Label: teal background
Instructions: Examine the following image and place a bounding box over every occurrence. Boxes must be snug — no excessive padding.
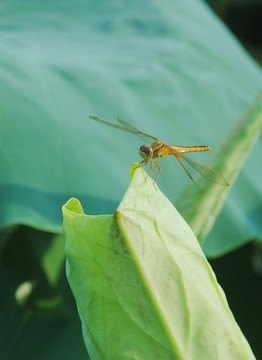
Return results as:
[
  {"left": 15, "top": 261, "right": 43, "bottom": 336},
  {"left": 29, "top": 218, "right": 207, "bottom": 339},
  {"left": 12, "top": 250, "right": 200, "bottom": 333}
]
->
[{"left": 0, "top": 0, "right": 261, "bottom": 358}]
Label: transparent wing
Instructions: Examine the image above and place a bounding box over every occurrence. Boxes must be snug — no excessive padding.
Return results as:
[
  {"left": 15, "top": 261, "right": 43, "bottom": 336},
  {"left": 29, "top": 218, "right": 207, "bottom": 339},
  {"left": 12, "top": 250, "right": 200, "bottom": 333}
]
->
[
  {"left": 89, "top": 116, "right": 157, "bottom": 143},
  {"left": 179, "top": 154, "right": 229, "bottom": 186},
  {"left": 89, "top": 116, "right": 138, "bottom": 134},
  {"left": 117, "top": 116, "right": 158, "bottom": 143},
  {"left": 166, "top": 144, "right": 229, "bottom": 186},
  {"left": 117, "top": 117, "right": 144, "bottom": 132}
]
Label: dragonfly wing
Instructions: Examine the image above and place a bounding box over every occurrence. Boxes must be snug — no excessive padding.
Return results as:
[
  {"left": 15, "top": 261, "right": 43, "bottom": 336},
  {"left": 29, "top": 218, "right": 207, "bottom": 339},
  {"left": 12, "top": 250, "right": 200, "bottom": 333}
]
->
[
  {"left": 89, "top": 116, "right": 138, "bottom": 134},
  {"left": 175, "top": 156, "right": 196, "bottom": 184},
  {"left": 89, "top": 116, "right": 157, "bottom": 143},
  {"left": 117, "top": 117, "right": 144, "bottom": 132},
  {"left": 166, "top": 144, "right": 228, "bottom": 186},
  {"left": 117, "top": 116, "right": 157, "bottom": 143},
  {"left": 179, "top": 154, "right": 229, "bottom": 186}
]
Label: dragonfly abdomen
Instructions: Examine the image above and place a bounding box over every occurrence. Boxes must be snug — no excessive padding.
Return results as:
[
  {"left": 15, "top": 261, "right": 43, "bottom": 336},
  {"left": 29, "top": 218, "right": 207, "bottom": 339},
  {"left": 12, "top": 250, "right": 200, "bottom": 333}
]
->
[{"left": 169, "top": 145, "right": 211, "bottom": 153}]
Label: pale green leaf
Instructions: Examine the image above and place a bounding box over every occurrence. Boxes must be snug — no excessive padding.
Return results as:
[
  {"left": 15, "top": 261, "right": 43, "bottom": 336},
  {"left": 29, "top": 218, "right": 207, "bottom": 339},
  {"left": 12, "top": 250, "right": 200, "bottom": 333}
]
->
[{"left": 62, "top": 167, "right": 255, "bottom": 360}]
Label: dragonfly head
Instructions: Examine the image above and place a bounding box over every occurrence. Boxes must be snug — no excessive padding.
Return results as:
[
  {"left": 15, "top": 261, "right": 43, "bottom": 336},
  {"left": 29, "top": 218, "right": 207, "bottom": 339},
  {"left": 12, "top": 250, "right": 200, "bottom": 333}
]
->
[{"left": 139, "top": 145, "right": 153, "bottom": 160}]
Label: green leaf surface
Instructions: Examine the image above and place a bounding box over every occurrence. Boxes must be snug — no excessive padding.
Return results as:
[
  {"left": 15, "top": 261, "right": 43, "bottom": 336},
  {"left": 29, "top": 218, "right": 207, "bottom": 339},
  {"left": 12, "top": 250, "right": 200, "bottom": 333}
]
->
[
  {"left": 0, "top": 0, "right": 262, "bottom": 256},
  {"left": 176, "top": 91, "right": 262, "bottom": 256},
  {"left": 62, "top": 167, "right": 255, "bottom": 360}
]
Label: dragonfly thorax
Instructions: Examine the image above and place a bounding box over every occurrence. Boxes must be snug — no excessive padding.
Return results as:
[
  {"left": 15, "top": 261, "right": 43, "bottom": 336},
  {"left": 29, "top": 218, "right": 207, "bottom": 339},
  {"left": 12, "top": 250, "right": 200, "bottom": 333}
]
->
[{"left": 139, "top": 144, "right": 153, "bottom": 160}]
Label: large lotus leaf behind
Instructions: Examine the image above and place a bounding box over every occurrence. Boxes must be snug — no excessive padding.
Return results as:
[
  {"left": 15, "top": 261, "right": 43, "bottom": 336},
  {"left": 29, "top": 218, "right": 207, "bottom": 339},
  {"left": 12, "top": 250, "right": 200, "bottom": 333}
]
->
[
  {"left": 176, "top": 93, "right": 262, "bottom": 256},
  {"left": 0, "top": 0, "right": 261, "bottom": 253}
]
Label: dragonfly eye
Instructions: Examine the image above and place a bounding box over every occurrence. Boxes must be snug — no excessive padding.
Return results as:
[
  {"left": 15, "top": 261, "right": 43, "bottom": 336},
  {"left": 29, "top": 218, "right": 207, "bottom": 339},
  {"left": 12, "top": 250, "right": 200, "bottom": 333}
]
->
[{"left": 139, "top": 144, "right": 153, "bottom": 159}]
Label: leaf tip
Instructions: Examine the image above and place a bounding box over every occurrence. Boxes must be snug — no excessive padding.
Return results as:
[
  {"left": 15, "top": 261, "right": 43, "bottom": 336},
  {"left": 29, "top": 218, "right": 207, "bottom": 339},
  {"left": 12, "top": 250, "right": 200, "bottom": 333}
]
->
[
  {"left": 62, "top": 197, "right": 84, "bottom": 217},
  {"left": 129, "top": 162, "right": 140, "bottom": 180}
]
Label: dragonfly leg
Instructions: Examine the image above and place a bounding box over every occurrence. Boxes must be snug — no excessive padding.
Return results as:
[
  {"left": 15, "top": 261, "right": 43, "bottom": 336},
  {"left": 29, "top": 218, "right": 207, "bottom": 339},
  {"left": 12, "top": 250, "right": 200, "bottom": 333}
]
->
[
  {"left": 139, "top": 159, "right": 161, "bottom": 184},
  {"left": 150, "top": 159, "right": 153, "bottom": 174},
  {"left": 146, "top": 159, "right": 155, "bottom": 177},
  {"left": 146, "top": 159, "right": 161, "bottom": 181},
  {"left": 152, "top": 159, "right": 161, "bottom": 182},
  {"left": 139, "top": 159, "right": 150, "bottom": 181},
  {"left": 139, "top": 159, "right": 149, "bottom": 168}
]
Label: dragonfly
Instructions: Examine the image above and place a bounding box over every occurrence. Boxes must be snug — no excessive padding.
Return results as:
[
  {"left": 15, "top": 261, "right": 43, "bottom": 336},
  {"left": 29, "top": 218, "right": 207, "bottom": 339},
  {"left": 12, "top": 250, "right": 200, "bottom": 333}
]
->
[{"left": 89, "top": 115, "right": 229, "bottom": 186}]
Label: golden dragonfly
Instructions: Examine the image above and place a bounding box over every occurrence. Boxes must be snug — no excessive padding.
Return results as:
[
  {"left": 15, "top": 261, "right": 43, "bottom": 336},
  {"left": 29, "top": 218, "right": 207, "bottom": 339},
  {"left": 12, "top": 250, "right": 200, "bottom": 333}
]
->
[{"left": 89, "top": 116, "right": 229, "bottom": 186}]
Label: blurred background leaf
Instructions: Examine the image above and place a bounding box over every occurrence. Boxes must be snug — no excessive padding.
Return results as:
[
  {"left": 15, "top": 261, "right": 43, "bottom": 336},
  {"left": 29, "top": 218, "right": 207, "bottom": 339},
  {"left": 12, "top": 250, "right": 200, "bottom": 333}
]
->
[
  {"left": 176, "top": 92, "right": 262, "bottom": 256},
  {"left": 0, "top": 227, "right": 88, "bottom": 359},
  {"left": 0, "top": 0, "right": 261, "bottom": 240},
  {"left": 209, "top": 241, "right": 262, "bottom": 360},
  {"left": 0, "top": 0, "right": 261, "bottom": 358}
]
